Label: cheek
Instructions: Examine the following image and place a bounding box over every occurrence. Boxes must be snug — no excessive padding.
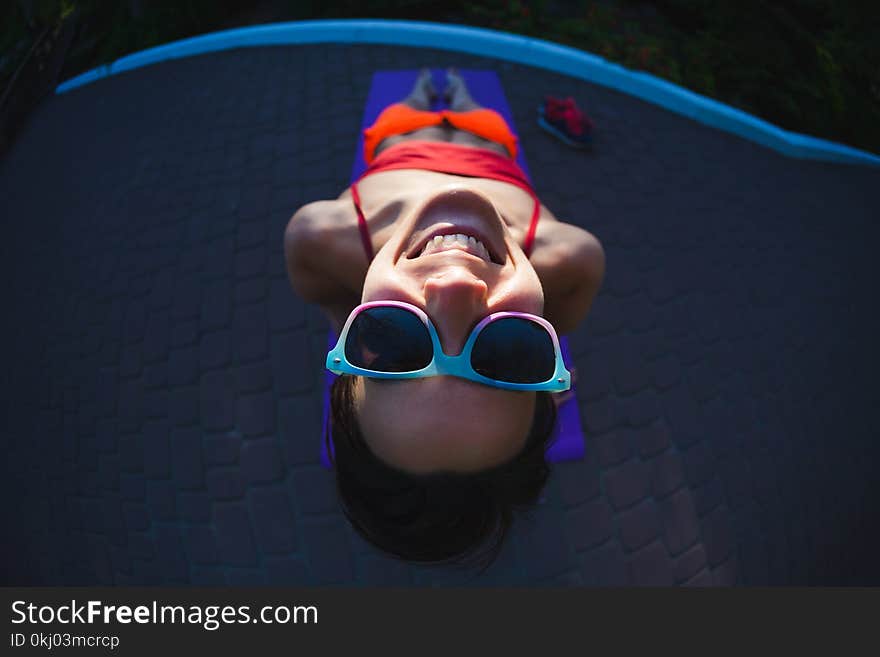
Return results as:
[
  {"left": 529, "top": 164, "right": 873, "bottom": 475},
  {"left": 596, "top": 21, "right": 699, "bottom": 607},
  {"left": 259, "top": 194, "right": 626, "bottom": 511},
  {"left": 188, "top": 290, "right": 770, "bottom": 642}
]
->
[
  {"left": 492, "top": 270, "right": 545, "bottom": 314},
  {"left": 361, "top": 252, "right": 395, "bottom": 300},
  {"left": 361, "top": 266, "right": 417, "bottom": 303},
  {"left": 519, "top": 263, "right": 546, "bottom": 309}
]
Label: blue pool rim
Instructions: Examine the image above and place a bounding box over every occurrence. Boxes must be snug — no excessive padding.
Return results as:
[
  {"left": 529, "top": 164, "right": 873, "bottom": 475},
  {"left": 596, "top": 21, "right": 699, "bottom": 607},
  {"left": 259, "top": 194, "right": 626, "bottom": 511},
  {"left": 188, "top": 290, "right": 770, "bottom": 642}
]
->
[{"left": 55, "top": 19, "right": 880, "bottom": 168}]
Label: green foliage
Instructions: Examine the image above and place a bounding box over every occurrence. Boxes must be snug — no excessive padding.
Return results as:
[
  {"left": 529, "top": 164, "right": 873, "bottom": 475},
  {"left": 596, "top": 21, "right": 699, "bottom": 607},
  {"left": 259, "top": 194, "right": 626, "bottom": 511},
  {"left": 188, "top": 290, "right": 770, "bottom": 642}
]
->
[
  {"left": 0, "top": 6, "right": 30, "bottom": 80},
  {"left": 650, "top": 0, "right": 880, "bottom": 153},
  {"left": 1, "top": 0, "right": 75, "bottom": 88},
  {"left": 64, "top": 0, "right": 227, "bottom": 69}
]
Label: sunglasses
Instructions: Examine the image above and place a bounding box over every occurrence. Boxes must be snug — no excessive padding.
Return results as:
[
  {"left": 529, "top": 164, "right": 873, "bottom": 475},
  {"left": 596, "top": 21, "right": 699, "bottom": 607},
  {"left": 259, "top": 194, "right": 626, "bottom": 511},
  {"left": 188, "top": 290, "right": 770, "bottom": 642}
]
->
[{"left": 326, "top": 300, "right": 570, "bottom": 391}]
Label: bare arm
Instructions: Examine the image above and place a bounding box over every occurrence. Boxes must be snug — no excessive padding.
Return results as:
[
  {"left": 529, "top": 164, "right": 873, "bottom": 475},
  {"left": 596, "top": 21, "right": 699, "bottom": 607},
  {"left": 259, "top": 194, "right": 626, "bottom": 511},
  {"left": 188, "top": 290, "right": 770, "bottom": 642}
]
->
[
  {"left": 283, "top": 201, "right": 362, "bottom": 334},
  {"left": 531, "top": 224, "right": 606, "bottom": 335}
]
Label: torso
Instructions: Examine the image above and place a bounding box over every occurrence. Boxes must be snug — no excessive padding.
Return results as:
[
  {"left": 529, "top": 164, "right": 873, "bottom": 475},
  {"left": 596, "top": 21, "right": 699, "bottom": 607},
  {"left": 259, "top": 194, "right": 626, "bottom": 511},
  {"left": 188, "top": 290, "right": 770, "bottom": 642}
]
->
[
  {"left": 346, "top": 168, "right": 557, "bottom": 255},
  {"left": 349, "top": 125, "right": 561, "bottom": 258},
  {"left": 295, "top": 127, "right": 601, "bottom": 328}
]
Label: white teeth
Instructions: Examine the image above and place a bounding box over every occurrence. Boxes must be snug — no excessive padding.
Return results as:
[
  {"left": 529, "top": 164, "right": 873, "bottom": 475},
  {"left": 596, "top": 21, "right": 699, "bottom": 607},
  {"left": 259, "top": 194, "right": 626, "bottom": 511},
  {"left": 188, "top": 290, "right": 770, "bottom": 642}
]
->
[{"left": 417, "top": 232, "right": 492, "bottom": 261}]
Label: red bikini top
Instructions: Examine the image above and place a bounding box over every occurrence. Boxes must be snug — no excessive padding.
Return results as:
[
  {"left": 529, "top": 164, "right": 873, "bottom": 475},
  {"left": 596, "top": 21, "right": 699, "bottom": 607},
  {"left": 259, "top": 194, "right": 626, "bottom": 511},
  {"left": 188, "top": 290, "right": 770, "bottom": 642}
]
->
[{"left": 350, "top": 141, "right": 541, "bottom": 262}]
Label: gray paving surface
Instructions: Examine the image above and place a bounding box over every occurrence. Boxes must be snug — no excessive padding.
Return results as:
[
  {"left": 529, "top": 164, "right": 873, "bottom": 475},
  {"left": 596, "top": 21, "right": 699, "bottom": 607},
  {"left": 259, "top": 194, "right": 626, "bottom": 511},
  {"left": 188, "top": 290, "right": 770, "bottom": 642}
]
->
[{"left": 1, "top": 43, "right": 879, "bottom": 586}]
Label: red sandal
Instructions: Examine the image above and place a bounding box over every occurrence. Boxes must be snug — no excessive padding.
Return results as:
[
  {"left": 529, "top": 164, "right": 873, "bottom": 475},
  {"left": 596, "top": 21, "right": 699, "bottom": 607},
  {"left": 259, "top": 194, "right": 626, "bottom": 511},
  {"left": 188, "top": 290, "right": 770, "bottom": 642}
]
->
[{"left": 538, "top": 96, "right": 594, "bottom": 148}]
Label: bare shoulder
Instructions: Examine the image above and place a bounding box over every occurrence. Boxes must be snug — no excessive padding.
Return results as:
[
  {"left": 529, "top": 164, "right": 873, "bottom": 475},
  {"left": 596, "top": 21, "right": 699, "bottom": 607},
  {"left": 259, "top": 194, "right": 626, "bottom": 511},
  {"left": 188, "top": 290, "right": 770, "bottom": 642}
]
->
[
  {"left": 531, "top": 219, "right": 605, "bottom": 282},
  {"left": 283, "top": 198, "right": 361, "bottom": 305},
  {"left": 284, "top": 198, "right": 348, "bottom": 245},
  {"left": 530, "top": 219, "right": 606, "bottom": 335}
]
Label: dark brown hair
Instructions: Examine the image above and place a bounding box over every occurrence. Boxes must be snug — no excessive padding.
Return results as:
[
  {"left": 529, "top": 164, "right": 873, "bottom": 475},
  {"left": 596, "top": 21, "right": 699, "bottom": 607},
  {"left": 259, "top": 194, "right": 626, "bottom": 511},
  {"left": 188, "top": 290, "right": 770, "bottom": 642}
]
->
[{"left": 327, "top": 374, "right": 557, "bottom": 568}]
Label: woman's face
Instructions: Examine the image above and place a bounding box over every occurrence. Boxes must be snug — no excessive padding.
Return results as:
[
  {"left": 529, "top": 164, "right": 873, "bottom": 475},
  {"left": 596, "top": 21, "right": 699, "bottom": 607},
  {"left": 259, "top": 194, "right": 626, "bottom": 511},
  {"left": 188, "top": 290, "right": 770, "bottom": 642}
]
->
[{"left": 357, "top": 185, "right": 545, "bottom": 474}]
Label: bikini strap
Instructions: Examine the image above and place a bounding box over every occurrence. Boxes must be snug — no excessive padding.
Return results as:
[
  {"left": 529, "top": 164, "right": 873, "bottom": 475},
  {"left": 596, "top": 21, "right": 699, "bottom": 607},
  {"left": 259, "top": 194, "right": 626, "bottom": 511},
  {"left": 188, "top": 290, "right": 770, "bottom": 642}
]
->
[
  {"left": 350, "top": 181, "right": 375, "bottom": 262},
  {"left": 522, "top": 194, "right": 540, "bottom": 258}
]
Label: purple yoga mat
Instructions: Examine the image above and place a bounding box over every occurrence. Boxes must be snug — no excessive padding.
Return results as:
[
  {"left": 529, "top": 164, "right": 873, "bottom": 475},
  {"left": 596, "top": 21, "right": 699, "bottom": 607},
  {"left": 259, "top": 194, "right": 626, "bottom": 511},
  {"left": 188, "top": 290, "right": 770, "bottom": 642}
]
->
[{"left": 321, "top": 69, "right": 585, "bottom": 467}]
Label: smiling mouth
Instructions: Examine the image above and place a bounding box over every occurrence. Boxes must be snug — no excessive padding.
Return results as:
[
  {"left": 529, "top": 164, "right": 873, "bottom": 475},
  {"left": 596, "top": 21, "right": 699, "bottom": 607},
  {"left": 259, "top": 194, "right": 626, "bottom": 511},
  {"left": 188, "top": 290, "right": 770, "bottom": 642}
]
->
[
  {"left": 403, "top": 189, "right": 507, "bottom": 265},
  {"left": 408, "top": 230, "right": 500, "bottom": 264}
]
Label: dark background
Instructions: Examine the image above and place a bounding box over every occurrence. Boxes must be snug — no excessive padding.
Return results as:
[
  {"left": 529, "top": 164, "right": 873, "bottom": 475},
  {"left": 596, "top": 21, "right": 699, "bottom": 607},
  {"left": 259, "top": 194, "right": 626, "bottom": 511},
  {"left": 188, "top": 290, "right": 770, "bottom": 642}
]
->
[{"left": 1, "top": 2, "right": 878, "bottom": 587}]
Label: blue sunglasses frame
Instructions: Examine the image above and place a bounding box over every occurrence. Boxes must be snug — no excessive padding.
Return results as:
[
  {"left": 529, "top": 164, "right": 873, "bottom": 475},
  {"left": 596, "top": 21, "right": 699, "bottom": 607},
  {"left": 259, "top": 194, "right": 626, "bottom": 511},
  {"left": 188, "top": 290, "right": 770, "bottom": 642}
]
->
[{"left": 326, "top": 300, "right": 571, "bottom": 392}]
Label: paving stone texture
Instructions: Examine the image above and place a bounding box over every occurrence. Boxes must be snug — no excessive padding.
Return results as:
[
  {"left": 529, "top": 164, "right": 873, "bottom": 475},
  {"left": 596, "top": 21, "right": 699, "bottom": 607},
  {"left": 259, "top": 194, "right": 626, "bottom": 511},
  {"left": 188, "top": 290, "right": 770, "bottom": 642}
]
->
[{"left": 1, "top": 44, "right": 878, "bottom": 586}]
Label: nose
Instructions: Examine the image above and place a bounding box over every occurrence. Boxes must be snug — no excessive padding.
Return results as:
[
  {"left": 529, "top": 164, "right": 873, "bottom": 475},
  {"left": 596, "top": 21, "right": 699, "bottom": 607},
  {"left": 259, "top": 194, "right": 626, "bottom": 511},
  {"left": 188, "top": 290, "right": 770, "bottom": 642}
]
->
[{"left": 423, "top": 269, "right": 489, "bottom": 356}]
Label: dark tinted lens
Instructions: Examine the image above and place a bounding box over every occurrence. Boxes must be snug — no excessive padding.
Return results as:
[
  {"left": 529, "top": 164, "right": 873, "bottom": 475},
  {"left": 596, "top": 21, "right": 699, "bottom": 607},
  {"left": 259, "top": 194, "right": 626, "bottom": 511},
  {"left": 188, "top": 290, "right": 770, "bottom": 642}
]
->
[
  {"left": 344, "top": 307, "right": 433, "bottom": 372},
  {"left": 471, "top": 317, "right": 555, "bottom": 383}
]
